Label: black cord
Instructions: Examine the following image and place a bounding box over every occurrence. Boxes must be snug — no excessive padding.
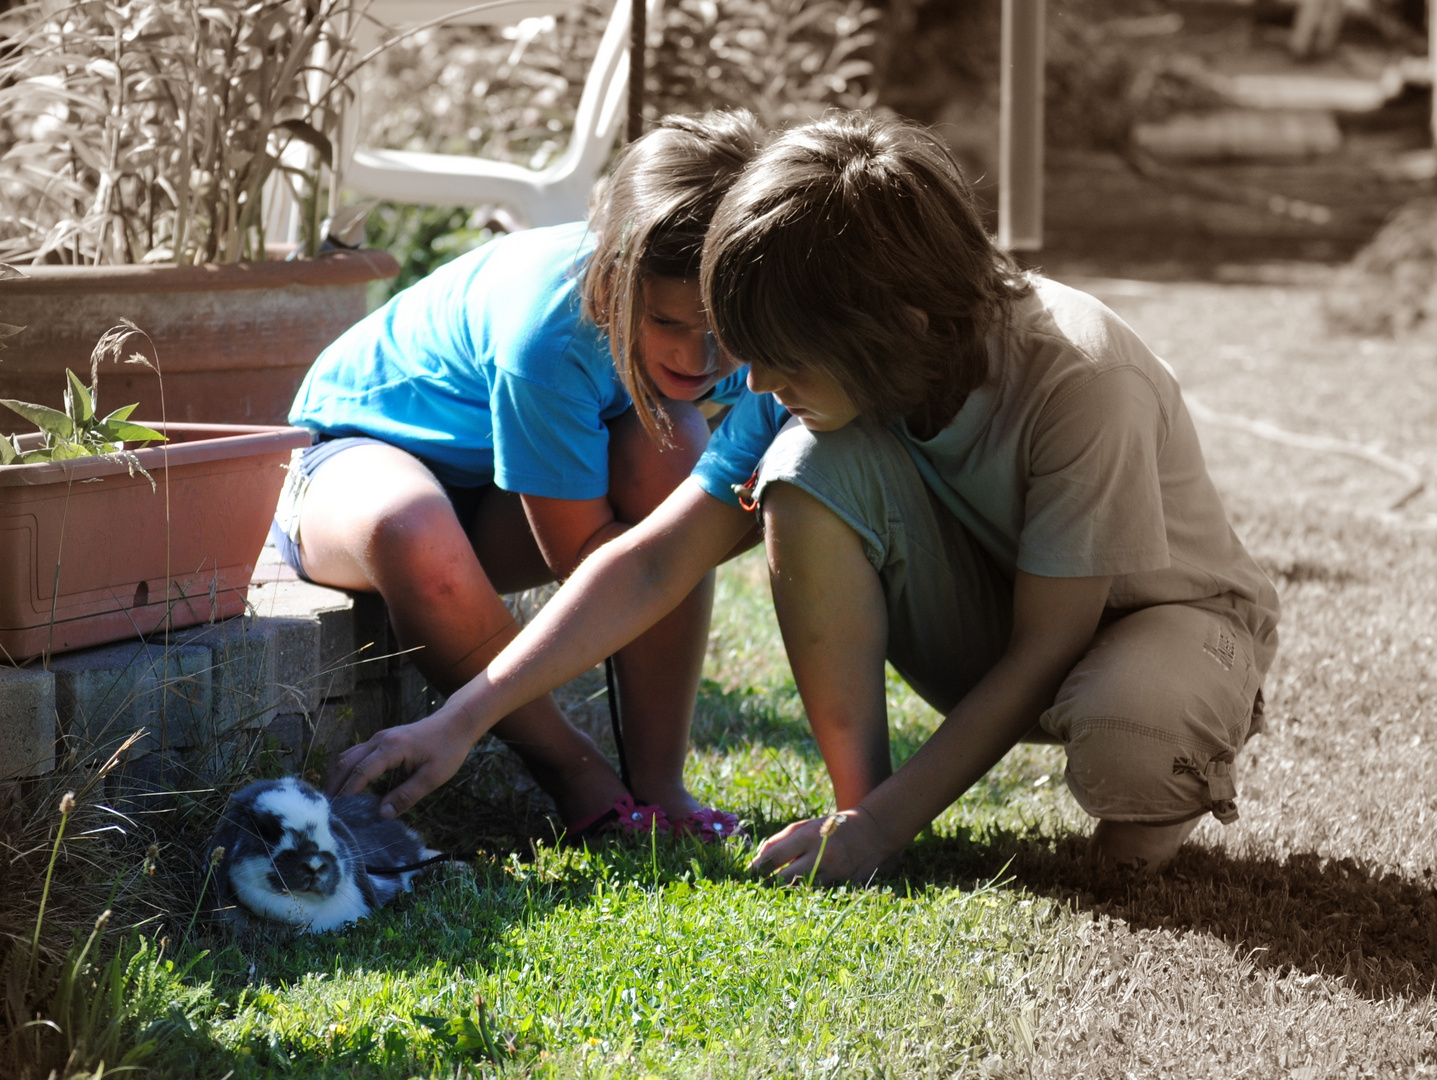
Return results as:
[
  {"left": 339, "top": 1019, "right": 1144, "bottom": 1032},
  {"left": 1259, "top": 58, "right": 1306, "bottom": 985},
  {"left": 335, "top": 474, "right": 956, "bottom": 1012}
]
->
[
  {"left": 605, "top": 654, "right": 632, "bottom": 792},
  {"left": 365, "top": 852, "right": 462, "bottom": 876}
]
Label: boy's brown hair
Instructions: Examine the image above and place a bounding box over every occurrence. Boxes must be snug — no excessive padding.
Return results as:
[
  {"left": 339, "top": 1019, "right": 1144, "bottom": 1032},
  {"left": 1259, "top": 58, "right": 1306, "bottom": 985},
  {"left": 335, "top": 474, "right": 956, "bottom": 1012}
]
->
[
  {"left": 583, "top": 110, "right": 762, "bottom": 440},
  {"left": 700, "top": 112, "right": 1029, "bottom": 436}
]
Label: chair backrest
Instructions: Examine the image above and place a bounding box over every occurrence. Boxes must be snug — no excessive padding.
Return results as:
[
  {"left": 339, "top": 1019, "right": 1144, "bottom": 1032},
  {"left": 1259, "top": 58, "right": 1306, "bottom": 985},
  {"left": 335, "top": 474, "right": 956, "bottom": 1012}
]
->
[
  {"left": 343, "top": 0, "right": 663, "bottom": 189},
  {"left": 545, "top": 0, "right": 664, "bottom": 184},
  {"left": 365, "top": 0, "right": 578, "bottom": 28}
]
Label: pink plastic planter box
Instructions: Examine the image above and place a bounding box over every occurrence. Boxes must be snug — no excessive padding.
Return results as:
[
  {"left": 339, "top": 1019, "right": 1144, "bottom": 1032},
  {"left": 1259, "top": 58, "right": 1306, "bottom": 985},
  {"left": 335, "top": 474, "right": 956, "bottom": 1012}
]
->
[{"left": 0, "top": 423, "right": 311, "bottom": 661}]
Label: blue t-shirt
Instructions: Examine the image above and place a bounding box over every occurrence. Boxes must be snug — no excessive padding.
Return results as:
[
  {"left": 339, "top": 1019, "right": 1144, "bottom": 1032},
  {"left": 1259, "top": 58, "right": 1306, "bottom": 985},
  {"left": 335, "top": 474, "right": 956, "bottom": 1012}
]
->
[
  {"left": 290, "top": 221, "right": 746, "bottom": 498},
  {"left": 692, "top": 385, "right": 790, "bottom": 506}
]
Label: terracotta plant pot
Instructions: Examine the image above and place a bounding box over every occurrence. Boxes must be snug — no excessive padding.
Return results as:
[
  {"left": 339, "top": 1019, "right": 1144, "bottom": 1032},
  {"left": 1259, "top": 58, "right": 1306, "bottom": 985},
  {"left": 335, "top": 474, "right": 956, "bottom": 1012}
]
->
[
  {"left": 0, "top": 252, "right": 399, "bottom": 435},
  {"left": 0, "top": 422, "right": 311, "bottom": 661}
]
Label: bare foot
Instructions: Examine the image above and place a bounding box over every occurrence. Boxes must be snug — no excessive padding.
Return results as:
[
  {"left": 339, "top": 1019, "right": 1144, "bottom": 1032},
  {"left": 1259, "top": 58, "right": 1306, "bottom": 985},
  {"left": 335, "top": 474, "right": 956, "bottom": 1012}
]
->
[
  {"left": 1089, "top": 817, "right": 1201, "bottom": 873},
  {"left": 632, "top": 778, "right": 703, "bottom": 824},
  {"left": 525, "top": 747, "right": 629, "bottom": 828}
]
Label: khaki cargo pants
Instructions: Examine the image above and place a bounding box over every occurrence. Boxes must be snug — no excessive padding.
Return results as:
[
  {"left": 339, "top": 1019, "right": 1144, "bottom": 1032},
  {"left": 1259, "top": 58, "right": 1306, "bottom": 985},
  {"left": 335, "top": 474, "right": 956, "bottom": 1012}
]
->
[{"left": 752, "top": 420, "right": 1267, "bottom": 825}]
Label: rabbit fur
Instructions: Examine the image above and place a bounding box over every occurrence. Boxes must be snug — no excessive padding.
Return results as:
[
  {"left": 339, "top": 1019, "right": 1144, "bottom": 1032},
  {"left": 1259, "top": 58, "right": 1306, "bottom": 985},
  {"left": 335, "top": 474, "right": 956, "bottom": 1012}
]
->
[{"left": 209, "top": 776, "right": 438, "bottom": 933}]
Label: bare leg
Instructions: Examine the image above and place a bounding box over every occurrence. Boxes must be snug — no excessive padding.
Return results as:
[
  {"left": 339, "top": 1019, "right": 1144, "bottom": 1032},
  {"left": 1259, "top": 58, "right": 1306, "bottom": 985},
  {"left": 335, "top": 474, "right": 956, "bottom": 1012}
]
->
[
  {"left": 297, "top": 442, "right": 627, "bottom": 823},
  {"left": 761, "top": 482, "right": 892, "bottom": 810},
  {"left": 604, "top": 404, "right": 715, "bottom": 817},
  {"left": 1090, "top": 818, "right": 1201, "bottom": 873}
]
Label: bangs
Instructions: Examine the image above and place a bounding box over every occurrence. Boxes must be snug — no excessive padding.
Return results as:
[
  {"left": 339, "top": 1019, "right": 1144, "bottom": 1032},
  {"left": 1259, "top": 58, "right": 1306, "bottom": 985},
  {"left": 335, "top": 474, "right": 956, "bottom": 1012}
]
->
[{"left": 701, "top": 111, "right": 1031, "bottom": 426}]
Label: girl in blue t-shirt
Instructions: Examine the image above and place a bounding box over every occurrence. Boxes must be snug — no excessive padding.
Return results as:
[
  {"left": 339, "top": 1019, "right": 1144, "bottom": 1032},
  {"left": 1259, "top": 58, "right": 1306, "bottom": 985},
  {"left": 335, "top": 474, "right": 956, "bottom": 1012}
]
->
[
  {"left": 329, "top": 113, "right": 1275, "bottom": 881},
  {"left": 278, "top": 111, "right": 760, "bottom": 838}
]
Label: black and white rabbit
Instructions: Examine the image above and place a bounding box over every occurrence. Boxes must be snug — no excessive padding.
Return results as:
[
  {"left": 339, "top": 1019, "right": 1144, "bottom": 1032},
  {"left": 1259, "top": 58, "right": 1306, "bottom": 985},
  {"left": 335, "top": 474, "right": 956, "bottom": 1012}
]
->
[{"left": 209, "top": 776, "right": 438, "bottom": 932}]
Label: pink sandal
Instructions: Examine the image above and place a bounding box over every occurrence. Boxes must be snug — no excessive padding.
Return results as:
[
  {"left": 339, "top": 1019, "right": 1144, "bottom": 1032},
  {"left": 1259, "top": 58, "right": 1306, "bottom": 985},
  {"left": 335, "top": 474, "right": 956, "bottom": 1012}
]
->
[
  {"left": 563, "top": 794, "right": 668, "bottom": 846},
  {"left": 671, "top": 807, "right": 743, "bottom": 843}
]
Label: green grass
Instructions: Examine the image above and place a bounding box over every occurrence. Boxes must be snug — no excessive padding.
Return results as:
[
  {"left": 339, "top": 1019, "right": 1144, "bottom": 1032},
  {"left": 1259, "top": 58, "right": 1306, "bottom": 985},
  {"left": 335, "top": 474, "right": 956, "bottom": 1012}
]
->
[
  {"left": 7, "top": 271, "right": 1437, "bottom": 1078},
  {"left": 171, "top": 849, "right": 1077, "bottom": 1078},
  {"left": 109, "top": 546, "right": 1082, "bottom": 1079}
]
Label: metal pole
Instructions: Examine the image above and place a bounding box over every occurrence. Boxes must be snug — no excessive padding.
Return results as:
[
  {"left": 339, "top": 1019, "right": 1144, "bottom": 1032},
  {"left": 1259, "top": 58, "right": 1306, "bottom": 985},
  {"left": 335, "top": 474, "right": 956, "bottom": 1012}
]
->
[
  {"left": 626, "top": 0, "right": 646, "bottom": 143},
  {"left": 999, "top": 0, "right": 1044, "bottom": 252}
]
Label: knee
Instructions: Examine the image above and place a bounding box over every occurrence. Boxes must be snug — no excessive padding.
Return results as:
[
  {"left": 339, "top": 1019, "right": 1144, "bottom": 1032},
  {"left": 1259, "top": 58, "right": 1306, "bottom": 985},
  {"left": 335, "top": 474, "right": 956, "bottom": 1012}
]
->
[
  {"left": 367, "top": 494, "right": 475, "bottom": 590},
  {"left": 607, "top": 402, "right": 707, "bottom": 521},
  {"left": 1055, "top": 713, "right": 1245, "bottom": 827},
  {"left": 1043, "top": 604, "right": 1259, "bottom": 824}
]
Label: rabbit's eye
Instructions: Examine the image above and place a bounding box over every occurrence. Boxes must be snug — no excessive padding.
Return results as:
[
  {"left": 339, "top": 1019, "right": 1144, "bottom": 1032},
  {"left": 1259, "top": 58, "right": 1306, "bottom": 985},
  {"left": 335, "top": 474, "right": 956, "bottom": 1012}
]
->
[{"left": 252, "top": 812, "right": 284, "bottom": 844}]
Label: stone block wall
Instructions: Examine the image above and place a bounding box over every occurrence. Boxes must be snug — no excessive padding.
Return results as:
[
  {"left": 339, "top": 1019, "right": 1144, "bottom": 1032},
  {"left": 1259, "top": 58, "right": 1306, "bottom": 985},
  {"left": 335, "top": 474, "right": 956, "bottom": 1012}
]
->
[
  {"left": 0, "top": 581, "right": 440, "bottom": 784},
  {"left": 0, "top": 579, "right": 567, "bottom": 788}
]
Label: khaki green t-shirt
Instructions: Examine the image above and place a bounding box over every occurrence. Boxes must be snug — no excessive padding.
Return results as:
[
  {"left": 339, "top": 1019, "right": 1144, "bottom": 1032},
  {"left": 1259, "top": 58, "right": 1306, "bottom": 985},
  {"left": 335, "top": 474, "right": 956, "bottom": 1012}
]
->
[{"left": 898, "top": 277, "right": 1279, "bottom": 674}]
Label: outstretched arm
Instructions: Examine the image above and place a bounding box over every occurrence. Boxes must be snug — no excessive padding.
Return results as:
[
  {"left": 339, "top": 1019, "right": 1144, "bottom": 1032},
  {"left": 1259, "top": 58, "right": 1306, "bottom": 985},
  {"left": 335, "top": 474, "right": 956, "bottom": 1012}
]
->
[
  {"left": 327, "top": 479, "right": 756, "bottom": 816},
  {"left": 752, "top": 569, "right": 1111, "bottom": 883}
]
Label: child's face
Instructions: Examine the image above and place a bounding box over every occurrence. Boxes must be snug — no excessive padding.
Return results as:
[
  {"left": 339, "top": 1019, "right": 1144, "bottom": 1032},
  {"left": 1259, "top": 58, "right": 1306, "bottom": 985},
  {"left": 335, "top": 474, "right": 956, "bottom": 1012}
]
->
[
  {"left": 637, "top": 277, "right": 735, "bottom": 401},
  {"left": 747, "top": 362, "right": 860, "bottom": 432}
]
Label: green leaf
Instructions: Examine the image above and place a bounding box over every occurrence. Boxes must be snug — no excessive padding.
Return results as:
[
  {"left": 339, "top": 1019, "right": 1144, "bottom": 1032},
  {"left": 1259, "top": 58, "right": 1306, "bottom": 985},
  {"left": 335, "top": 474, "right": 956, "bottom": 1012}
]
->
[
  {"left": 0, "top": 399, "right": 73, "bottom": 440},
  {"left": 97, "top": 420, "right": 167, "bottom": 445},
  {"left": 49, "top": 441, "right": 91, "bottom": 461},
  {"left": 0, "top": 436, "right": 15, "bottom": 465},
  {"left": 65, "top": 368, "right": 94, "bottom": 424},
  {"left": 99, "top": 403, "right": 138, "bottom": 424}
]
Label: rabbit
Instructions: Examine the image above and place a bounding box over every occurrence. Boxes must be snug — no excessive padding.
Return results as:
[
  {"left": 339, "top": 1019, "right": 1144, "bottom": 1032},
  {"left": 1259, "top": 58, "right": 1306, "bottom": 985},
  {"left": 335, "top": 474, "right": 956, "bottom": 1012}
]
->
[{"left": 208, "top": 776, "right": 440, "bottom": 933}]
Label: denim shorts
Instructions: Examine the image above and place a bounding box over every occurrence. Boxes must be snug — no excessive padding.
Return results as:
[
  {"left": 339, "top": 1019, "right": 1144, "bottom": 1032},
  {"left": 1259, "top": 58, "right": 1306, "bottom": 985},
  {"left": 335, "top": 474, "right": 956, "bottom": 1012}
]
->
[
  {"left": 751, "top": 420, "right": 1267, "bottom": 826},
  {"left": 268, "top": 435, "right": 487, "bottom": 584}
]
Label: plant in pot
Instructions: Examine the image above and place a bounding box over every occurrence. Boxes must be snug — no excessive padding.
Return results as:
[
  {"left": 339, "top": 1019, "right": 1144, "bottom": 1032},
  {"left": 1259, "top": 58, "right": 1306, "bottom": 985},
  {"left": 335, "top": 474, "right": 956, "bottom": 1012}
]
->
[
  {"left": 0, "top": 319, "right": 311, "bottom": 661},
  {"left": 0, "top": 0, "right": 399, "bottom": 429}
]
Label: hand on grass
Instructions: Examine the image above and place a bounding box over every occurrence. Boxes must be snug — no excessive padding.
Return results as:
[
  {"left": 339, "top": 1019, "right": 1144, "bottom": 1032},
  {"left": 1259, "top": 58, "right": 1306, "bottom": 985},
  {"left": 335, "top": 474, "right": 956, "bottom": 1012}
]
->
[
  {"left": 326, "top": 710, "right": 473, "bottom": 818},
  {"left": 747, "top": 807, "right": 899, "bottom": 885}
]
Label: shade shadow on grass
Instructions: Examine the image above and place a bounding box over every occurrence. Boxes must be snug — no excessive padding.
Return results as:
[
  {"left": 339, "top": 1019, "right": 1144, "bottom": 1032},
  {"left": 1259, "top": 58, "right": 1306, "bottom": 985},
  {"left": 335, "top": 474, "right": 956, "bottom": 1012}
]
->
[{"left": 898, "top": 827, "right": 1437, "bottom": 1002}]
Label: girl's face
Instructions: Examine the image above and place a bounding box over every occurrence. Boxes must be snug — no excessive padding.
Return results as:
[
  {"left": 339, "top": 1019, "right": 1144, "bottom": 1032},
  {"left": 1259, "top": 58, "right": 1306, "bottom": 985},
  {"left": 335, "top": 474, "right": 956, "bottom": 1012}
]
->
[
  {"left": 637, "top": 277, "right": 734, "bottom": 401},
  {"left": 747, "top": 362, "right": 860, "bottom": 432}
]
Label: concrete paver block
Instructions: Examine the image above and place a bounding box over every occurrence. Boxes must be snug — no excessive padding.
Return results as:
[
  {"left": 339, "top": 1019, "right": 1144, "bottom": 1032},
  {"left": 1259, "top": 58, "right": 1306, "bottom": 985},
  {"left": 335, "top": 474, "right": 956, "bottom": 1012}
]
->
[
  {"left": 311, "top": 698, "right": 356, "bottom": 759},
  {"left": 0, "top": 666, "right": 56, "bottom": 778},
  {"left": 248, "top": 579, "right": 357, "bottom": 697},
  {"left": 349, "top": 592, "right": 399, "bottom": 681},
  {"left": 50, "top": 641, "right": 213, "bottom": 761},
  {"left": 394, "top": 661, "right": 436, "bottom": 727},
  {"left": 266, "top": 712, "right": 309, "bottom": 772},
  {"left": 271, "top": 616, "right": 324, "bottom": 717},
  {"left": 174, "top": 616, "right": 319, "bottom": 733}
]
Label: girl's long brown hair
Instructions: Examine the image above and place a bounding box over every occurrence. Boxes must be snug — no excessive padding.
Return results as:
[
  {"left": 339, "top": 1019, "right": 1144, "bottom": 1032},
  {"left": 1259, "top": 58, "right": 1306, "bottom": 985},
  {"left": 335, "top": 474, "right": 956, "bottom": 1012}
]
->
[{"left": 582, "top": 110, "right": 761, "bottom": 441}]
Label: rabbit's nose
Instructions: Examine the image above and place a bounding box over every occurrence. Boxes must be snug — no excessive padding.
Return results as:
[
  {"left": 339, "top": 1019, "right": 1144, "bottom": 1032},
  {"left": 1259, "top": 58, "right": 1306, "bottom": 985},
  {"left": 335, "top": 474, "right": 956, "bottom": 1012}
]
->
[{"left": 306, "top": 856, "right": 327, "bottom": 874}]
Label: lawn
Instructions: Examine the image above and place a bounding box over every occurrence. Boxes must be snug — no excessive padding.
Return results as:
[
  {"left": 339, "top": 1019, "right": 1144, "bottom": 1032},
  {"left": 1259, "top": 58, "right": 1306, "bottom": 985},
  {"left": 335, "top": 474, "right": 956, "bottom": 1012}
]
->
[{"left": 6, "top": 270, "right": 1437, "bottom": 1078}]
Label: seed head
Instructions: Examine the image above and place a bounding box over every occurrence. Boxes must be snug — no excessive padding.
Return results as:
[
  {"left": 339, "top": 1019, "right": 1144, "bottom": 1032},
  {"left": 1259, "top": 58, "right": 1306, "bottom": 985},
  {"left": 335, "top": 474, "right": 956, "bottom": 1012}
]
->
[
  {"left": 819, "top": 814, "right": 842, "bottom": 839},
  {"left": 95, "top": 909, "right": 111, "bottom": 932},
  {"left": 58, "top": 791, "right": 76, "bottom": 816},
  {"left": 209, "top": 845, "right": 225, "bottom": 868}
]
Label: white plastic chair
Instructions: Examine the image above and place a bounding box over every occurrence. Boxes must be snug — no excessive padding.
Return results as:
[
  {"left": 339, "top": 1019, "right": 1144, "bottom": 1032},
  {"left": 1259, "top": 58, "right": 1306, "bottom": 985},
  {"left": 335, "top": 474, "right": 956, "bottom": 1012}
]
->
[
  {"left": 339, "top": 0, "right": 663, "bottom": 229},
  {"left": 262, "top": 0, "right": 583, "bottom": 246}
]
